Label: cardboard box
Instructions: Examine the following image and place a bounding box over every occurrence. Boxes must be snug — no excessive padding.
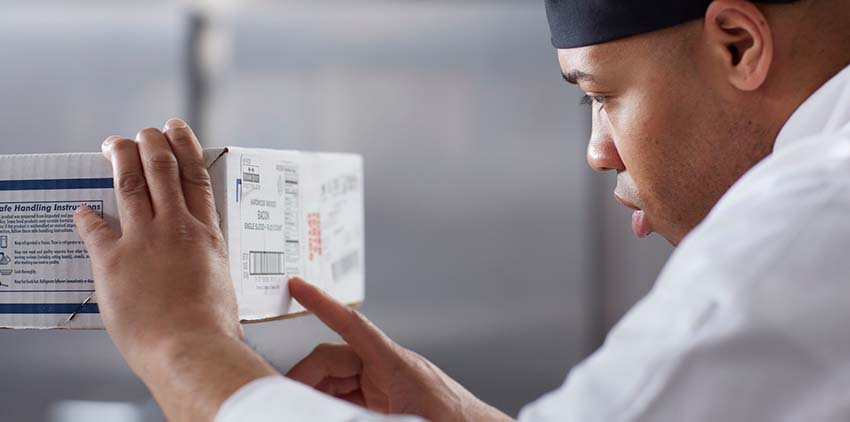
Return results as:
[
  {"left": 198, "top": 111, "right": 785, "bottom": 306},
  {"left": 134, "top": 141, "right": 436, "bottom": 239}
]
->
[{"left": 0, "top": 147, "right": 364, "bottom": 329}]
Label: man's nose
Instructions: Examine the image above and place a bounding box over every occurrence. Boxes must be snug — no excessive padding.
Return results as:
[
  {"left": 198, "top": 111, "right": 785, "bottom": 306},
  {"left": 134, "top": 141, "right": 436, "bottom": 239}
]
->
[{"left": 586, "top": 133, "right": 625, "bottom": 173}]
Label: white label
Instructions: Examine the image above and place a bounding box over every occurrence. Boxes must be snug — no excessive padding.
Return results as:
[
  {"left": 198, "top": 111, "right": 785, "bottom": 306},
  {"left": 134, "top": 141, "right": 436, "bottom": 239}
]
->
[{"left": 239, "top": 155, "right": 302, "bottom": 295}]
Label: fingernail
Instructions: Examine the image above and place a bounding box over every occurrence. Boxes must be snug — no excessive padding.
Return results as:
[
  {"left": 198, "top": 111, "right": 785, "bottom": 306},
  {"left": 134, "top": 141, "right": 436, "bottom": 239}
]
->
[
  {"left": 135, "top": 128, "right": 160, "bottom": 142},
  {"left": 75, "top": 204, "right": 90, "bottom": 215},
  {"left": 164, "top": 118, "right": 187, "bottom": 131},
  {"left": 102, "top": 135, "right": 120, "bottom": 150}
]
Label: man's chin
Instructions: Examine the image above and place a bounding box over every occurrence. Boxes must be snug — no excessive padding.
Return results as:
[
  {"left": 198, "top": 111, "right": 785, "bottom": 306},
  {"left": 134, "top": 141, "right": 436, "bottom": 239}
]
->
[{"left": 654, "top": 225, "right": 687, "bottom": 247}]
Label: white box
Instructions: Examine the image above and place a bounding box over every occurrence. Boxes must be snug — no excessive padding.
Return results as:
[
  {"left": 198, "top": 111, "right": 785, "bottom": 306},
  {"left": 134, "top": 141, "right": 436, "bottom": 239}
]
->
[{"left": 0, "top": 147, "right": 365, "bottom": 329}]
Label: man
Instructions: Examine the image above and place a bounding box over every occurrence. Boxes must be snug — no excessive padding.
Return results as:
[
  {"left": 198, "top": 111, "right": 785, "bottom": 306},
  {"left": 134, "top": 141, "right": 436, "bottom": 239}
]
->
[{"left": 72, "top": 0, "right": 850, "bottom": 420}]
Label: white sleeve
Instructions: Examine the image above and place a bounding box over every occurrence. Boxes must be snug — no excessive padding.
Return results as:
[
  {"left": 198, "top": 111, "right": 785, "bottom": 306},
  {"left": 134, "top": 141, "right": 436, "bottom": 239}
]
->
[{"left": 215, "top": 376, "right": 426, "bottom": 422}]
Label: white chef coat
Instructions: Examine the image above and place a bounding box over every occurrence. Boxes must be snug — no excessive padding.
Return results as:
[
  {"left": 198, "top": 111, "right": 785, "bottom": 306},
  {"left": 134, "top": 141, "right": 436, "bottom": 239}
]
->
[{"left": 217, "top": 63, "right": 850, "bottom": 422}]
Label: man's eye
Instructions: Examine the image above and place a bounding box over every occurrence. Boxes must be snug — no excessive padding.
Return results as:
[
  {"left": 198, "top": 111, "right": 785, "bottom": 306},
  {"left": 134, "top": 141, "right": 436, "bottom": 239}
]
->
[{"left": 579, "top": 94, "right": 606, "bottom": 107}]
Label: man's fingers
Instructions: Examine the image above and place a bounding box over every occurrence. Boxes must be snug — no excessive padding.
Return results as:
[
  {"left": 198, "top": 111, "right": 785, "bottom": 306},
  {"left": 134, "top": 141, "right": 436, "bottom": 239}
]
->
[
  {"left": 73, "top": 205, "right": 118, "bottom": 257},
  {"left": 289, "top": 277, "right": 398, "bottom": 361},
  {"left": 315, "top": 376, "right": 361, "bottom": 397},
  {"left": 361, "top": 374, "right": 389, "bottom": 414},
  {"left": 135, "top": 128, "right": 186, "bottom": 216},
  {"left": 162, "top": 119, "right": 218, "bottom": 226},
  {"left": 286, "top": 343, "right": 362, "bottom": 386},
  {"left": 101, "top": 136, "right": 154, "bottom": 225}
]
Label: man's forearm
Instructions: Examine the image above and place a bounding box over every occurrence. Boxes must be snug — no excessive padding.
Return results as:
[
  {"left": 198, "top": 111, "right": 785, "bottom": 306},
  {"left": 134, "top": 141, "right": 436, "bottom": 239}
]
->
[{"left": 137, "top": 332, "right": 278, "bottom": 422}]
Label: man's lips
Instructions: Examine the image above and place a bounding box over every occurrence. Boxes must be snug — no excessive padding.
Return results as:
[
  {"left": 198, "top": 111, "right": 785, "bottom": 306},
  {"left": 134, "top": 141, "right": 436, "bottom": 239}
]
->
[
  {"left": 613, "top": 193, "right": 652, "bottom": 238},
  {"left": 613, "top": 194, "right": 640, "bottom": 211}
]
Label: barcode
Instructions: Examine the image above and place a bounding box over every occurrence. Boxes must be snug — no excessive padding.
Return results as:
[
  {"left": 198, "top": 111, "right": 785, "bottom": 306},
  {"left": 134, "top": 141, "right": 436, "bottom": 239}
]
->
[
  {"left": 331, "top": 251, "right": 360, "bottom": 281},
  {"left": 249, "top": 251, "right": 285, "bottom": 275}
]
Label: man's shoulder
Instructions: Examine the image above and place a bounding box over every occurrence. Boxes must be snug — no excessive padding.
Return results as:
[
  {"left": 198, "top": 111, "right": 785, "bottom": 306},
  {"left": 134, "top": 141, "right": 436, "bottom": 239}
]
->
[
  {"left": 524, "top": 133, "right": 850, "bottom": 422},
  {"left": 719, "top": 130, "right": 850, "bottom": 217}
]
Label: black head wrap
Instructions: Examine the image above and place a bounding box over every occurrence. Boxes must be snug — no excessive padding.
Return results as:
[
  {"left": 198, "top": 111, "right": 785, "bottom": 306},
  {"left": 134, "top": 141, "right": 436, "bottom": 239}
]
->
[{"left": 545, "top": 0, "right": 798, "bottom": 49}]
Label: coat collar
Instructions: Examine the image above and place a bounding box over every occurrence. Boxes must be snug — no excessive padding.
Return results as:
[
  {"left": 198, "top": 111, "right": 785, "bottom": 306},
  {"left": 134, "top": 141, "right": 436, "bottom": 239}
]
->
[{"left": 774, "top": 64, "right": 850, "bottom": 152}]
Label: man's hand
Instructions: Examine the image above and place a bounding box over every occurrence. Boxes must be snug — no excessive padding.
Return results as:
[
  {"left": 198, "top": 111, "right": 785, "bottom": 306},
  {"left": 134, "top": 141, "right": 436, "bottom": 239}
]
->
[
  {"left": 287, "top": 277, "right": 513, "bottom": 422},
  {"left": 74, "top": 119, "right": 277, "bottom": 421}
]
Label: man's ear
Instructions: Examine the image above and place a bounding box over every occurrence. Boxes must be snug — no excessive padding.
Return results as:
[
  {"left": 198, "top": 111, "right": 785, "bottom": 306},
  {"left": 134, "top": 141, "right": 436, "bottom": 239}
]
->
[{"left": 704, "top": 0, "right": 774, "bottom": 91}]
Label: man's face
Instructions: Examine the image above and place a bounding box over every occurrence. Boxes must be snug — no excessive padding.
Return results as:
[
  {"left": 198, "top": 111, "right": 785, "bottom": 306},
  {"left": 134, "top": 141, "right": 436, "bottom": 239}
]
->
[{"left": 559, "top": 24, "right": 774, "bottom": 245}]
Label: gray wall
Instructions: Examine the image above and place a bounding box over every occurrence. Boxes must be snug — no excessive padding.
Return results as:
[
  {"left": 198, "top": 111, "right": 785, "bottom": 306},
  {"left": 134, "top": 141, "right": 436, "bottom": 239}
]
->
[{"left": 0, "top": 2, "right": 673, "bottom": 421}]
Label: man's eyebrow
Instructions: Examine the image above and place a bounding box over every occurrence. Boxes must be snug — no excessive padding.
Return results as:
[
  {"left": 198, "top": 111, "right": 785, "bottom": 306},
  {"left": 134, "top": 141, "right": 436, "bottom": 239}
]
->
[{"left": 561, "top": 70, "right": 593, "bottom": 85}]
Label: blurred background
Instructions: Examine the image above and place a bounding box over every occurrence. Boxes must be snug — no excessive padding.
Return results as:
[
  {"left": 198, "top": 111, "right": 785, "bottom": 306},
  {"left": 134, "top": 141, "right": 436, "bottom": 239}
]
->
[{"left": 0, "top": 1, "right": 673, "bottom": 420}]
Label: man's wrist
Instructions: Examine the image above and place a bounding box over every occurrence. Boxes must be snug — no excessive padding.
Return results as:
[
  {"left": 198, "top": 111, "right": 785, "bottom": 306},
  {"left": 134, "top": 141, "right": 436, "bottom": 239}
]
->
[{"left": 138, "top": 329, "right": 279, "bottom": 421}]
